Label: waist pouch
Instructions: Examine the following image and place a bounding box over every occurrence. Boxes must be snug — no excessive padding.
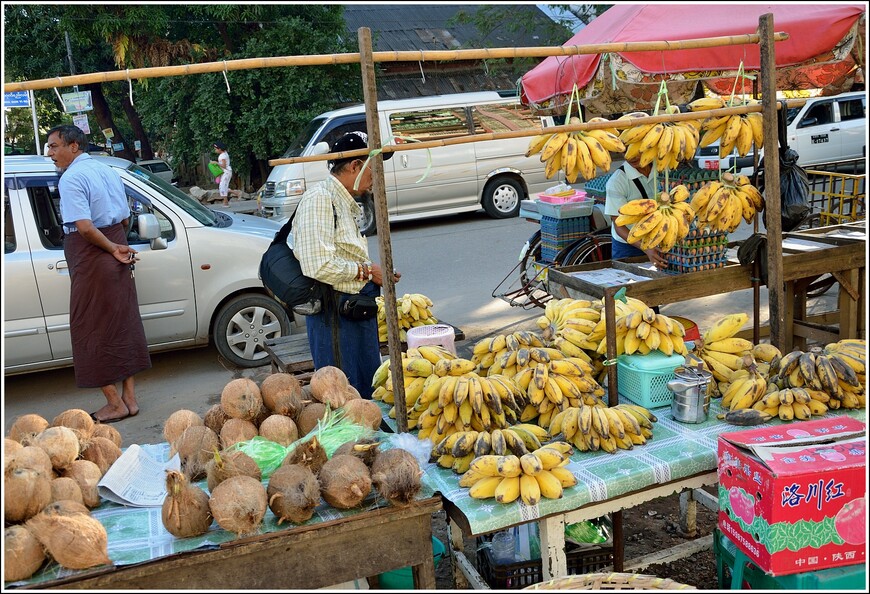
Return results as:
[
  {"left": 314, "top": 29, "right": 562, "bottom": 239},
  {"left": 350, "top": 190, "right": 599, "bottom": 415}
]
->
[{"left": 340, "top": 294, "right": 378, "bottom": 321}]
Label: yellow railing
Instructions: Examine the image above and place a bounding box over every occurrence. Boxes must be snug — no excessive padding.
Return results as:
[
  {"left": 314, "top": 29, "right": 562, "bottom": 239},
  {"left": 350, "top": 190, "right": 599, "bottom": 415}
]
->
[{"left": 804, "top": 170, "right": 866, "bottom": 227}]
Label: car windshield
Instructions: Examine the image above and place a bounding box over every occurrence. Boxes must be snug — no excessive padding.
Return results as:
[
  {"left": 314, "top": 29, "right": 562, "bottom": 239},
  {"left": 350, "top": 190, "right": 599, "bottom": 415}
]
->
[
  {"left": 281, "top": 117, "right": 327, "bottom": 158},
  {"left": 126, "top": 163, "right": 217, "bottom": 226}
]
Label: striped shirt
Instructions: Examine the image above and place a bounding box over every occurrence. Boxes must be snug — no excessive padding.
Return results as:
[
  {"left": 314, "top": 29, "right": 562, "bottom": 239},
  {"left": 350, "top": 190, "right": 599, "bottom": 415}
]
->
[{"left": 291, "top": 174, "right": 369, "bottom": 294}]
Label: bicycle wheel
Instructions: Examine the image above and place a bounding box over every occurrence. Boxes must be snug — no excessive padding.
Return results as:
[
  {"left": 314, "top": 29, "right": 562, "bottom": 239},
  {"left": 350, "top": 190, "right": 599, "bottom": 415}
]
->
[
  {"left": 562, "top": 235, "right": 612, "bottom": 266},
  {"left": 518, "top": 230, "right": 551, "bottom": 308}
]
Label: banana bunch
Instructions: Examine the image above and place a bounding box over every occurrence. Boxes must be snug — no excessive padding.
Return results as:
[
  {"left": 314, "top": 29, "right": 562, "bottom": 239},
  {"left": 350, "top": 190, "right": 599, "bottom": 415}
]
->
[
  {"left": 376, "top": 293, "right": 438, "bottom": 342},
  {"left": 750, "top": 343, "right": 783, "bottom": 365},
  {"left": 603, "top": 306, "right": 689, "bottom": 357},
  {"left": 695, "top": 313, "right": 750, "bottom": 382},
  {"left": 460, "top": 442, "right": 577, "bottom": 504},
  {"left": 432, "top": 424, "right": 551, "bottom": 469},
  {"left": 719, "top": 360, "right": 769, "bottom": 413},
  {"left": 470, "top": 330, "right": 548, "bottom": 376},
  {"left": 536, "top": 297, "right": 604, "bottom": 348},
  {"left": 618, "top": 109, "right": 702, "bottom": 170},
  {"left": 513, "top": 357, "right": 608, "bottom": 429},
  {"left": 550, "top": 402, "right": 657, "bottom": 453},
  {"left": 743, "top": 385, "right": 833, "bottom": 423},
  {"left": 527, "top": 116, "right": 626, "bottom": 182},
  {"left": 616, "top": 186, "right": 697, "bottom": 253},
  {"left": 689, "top": 172, "right": 764, "bottom": 233},
  {"left": 687, "top": 96, "right": 764, "bottom": 157},
  {"left": 770, "top": 340, "right": 866, "bottom": 410}
]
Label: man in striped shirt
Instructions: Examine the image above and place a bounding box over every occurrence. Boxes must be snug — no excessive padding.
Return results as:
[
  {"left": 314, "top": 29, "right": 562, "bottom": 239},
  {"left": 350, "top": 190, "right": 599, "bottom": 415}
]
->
[{"left": 292, "top": 132, "right": 400, "bottom": 398}]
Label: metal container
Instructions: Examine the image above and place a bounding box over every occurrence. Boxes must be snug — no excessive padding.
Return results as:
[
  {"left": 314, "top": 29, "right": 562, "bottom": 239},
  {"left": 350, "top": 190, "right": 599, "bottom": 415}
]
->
[{"left": 668, "top": 365, "right": 713, "bottom": 423}]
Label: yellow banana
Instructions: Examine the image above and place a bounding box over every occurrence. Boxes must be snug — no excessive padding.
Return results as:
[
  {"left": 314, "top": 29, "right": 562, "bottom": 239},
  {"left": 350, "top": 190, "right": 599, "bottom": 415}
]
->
[
  {"left": 526, "top": 133, "right": 553, "bottom": 158},
  {"left": 703, "top": 313, "right": 749, "bottom": 344},
  {"left": 584, "top": 128, "right": 625, "bottom": 153},
  {"left": 535, "top": 469, "right": 564, "bottom": 499},
  {"left": 469, "top": 475, "right": 503, "bottom": 499},
  {"left": 581, "top": 134, "right": 612, "bottom": 173},
  {"left": 540, "top": 132, "right": 569, "bottom": 162},
  {"left": 520, "top": 453, "right": 544, "bottom": 476},
  {"left": 519, "top": 473, "right": 541, "bottom": 506},
  {"left": 494, "top": 476, "right": 521, "bottom": 503},
  {"left": 546, "top": 466, "right": 577, "bottom": 489}
]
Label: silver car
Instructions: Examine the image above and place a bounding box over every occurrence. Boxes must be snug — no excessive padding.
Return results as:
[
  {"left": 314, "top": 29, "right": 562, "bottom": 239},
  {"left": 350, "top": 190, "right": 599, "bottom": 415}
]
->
[{"left": 4, "top": 155, "right": 294, "bottom": 374}]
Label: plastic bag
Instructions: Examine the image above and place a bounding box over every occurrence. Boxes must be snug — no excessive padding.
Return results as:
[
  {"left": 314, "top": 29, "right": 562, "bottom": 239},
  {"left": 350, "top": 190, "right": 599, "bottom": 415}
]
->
[{"left": 759, "top": 148, "right": 811, "bottom": 232}]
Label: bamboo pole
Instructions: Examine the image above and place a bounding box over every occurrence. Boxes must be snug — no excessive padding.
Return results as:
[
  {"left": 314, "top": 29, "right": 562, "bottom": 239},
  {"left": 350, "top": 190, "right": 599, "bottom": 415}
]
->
[
  {"left": 269, "top": 100, "right": 809, "bottom": 168},
  {"left": 4, "top": 32, "right": 789, "bottom": 93}
]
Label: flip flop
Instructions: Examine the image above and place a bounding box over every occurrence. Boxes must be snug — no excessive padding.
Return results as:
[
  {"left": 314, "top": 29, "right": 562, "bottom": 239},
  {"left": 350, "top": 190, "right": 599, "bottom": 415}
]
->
[{"left": 89, "top": 411, "right": 129, "bottom": 424}]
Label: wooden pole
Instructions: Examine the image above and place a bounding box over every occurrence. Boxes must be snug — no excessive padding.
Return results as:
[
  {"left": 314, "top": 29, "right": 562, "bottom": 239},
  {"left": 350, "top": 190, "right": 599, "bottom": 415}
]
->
[
  {"left": 4, "top": 32, "right": 789, "bottom": 93},
  {"left": 358, "top": 27, "right": 407, "bottom": 433},
  {"left": 759, "top": 14, "right": 786, "bottom": 350}
]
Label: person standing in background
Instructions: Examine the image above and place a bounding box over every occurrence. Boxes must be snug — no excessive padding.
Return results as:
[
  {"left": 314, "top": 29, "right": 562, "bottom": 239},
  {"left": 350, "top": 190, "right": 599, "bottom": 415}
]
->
[
  {"left": 47, "top": 124, "right": 151, "bottom": 423},
  {"left": 212, "top": 141, "right": 233, "bottom": 206}
]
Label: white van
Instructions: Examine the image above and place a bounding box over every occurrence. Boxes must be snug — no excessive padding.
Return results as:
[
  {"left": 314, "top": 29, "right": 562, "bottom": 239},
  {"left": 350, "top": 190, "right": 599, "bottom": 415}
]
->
[{"left": 259, "top": 91, "right": 553, "bottom": 234}]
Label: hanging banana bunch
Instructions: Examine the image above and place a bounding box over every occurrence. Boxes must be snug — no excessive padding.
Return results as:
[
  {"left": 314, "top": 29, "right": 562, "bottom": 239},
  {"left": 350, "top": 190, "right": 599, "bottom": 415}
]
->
[
  {"left": 617, "top": 107, "right": 702, "bottom": 170},
  {"left": 689, "top": 172, "right": 764, "bottom": 233},
  {"left": 526, "top": 115, "right": 626, "bottom": 183},
  {"left": 615, "top": 184, "right": 696, "bottom": 253},
  {"left": 687, "top": 96, "right": 764, "bottom": 158}
]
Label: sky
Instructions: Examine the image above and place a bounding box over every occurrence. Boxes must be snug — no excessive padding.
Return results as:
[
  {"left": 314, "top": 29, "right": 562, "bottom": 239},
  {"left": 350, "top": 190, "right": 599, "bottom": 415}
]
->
[{"left": 537, "top": 3, "right": 586, "bottom": 33}]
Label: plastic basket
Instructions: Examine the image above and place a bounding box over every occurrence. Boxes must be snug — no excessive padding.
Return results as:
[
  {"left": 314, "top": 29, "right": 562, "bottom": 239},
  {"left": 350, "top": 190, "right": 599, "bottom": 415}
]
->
[
  {"left": 540, "top": 215, "right": 591, "bottom": 262},
  {"left": 378, "top": 536, "right": 446, "bottom": 589},
  {"left": 539, "top": 190, "right": 587, "bottom": 204},
  {"left": 476, "top": 539, "right": 614, "bottom": 590},
  {"left": 406, "top": 324, "right": 456, "bottom": 355},
  {"left": 537, "top": 200, "right": 594, "bottom": 219},
  {"left": 583, "top": 173, "right": 614, "bottom": 199},
  {"left": 616, "top": 351, "right": 686, "bottom": 408},
  {"left": 524, "top": 572, "right": 695, "bottom": 590}
]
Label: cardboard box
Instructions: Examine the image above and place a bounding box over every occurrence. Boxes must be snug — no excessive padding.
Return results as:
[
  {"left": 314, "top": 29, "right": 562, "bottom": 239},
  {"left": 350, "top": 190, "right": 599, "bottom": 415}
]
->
[{"left": 718, "top": 416, "right": 866, "bottom": 576}]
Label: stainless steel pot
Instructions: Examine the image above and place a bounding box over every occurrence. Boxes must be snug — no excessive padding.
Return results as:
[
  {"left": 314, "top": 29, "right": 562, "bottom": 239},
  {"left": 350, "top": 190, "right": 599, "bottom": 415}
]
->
[{"left": 668, "top": 365, "right": 713, "bottom": 423}]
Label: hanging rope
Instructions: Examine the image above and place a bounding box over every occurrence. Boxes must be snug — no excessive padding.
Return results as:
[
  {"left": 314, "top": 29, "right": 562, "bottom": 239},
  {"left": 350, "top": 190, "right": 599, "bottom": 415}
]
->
[
  {"left": 222, "top": 61, "right": 231, "bottom": 93},
  {"left": 126, "top": 69, "right": 134, "bottom": 106}
]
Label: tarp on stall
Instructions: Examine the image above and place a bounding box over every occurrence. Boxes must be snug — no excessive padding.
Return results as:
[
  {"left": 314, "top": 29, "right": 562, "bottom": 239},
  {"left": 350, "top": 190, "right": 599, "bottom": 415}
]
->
[{"left": 520, "top": 4, "right": 865, "bottom": 116}]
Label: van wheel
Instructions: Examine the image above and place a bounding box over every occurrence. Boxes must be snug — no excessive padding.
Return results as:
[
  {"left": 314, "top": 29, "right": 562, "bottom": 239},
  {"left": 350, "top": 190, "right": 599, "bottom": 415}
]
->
[
  {"left": 213, "top": 294, "right": 292, "bottom": 368},
  {"left": 482, "top": 177, "right": 523, "bottom": 218},
  {"left": 356, "top": 194, "right": 377, "bottom": 236}
]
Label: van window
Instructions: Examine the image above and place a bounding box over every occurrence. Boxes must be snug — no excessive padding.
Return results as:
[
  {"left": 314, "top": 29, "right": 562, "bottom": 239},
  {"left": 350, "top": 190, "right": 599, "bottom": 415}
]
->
[
  {"left": 124, "top": 185, "right": 175, "bottom": 244},
  {"left": 390, "top": 106, "right": 475, "bottom": 141},
  {"left": 319, "top": 120, "right": 367, "bottom": 152},
  {"left": 838, "top": 97, "right": 865, "bottom": 121},
  {"left": 471, "top": 103, "right": 540, "bottom": 133},
  {"left": 20, "top": 176, "right": 64, "bottom": 249},
  {"left": 800, "top": 102, "right": 833, "bottom": 127},
  {"left": 4, "top": 190, "right": 15, "bottom": 254}
]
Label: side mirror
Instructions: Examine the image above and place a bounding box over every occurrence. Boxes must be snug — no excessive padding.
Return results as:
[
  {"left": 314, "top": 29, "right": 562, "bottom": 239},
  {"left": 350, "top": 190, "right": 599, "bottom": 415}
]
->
[
  {"left": 150, "top": 237, "right": 168, "bottom": 251},
  {"left": 799, "top": 117, "right": 818, "bottom": 129},
  {"left": 311, "top": 141, "right": 330, "bottom": 156},
  {"left": 137, "top": 213, "right": 162, "bottom": 240}
]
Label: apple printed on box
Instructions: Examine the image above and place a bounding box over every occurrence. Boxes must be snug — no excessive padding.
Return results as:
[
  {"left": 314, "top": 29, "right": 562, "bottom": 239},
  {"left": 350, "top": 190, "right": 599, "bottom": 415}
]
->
[{"left": 717, "top": 416, "right": 866, "bottom": 577}]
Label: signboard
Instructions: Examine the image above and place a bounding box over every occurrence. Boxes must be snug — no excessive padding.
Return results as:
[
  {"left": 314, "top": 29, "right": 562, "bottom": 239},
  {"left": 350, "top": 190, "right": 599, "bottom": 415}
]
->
[
  {"left": 112, "top": 142, "right": 125, "bottom": 152},
  {"left": 61, "top": 90, "right": 93, "bottom": 113},
  {"left": 134, "top": 140, "right": 141, "bottom": 151},
  {"left": 72, "top": 114, "right": 90, "bottom": 135},
  {"left": 4, "top": 91, "right": 30, "bottom": 108},
  {"left": 103, "top": 128, "right": 114, "bottom": 140}
]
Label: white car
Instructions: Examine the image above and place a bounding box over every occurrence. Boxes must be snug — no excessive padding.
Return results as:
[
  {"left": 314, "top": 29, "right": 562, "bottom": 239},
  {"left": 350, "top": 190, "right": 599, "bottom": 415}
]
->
[
  {"left": 137, "top": 159, "right": 177, "bottom": 185},
  {"left": 4, "top": 155, "right": 294, "bottom": 374}
]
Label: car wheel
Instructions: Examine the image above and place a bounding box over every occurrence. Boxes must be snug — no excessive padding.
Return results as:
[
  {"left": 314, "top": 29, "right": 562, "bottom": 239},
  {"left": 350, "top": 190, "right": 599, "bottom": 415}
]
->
[
  {"left": 213, "top": 294, "right": 292, "bottom": 368},
  {"left": 482, "top": 176, "right": 523, "bottom": 218},
  {"left": 356, "top": 193, "right": 377, "bottom": 236}
]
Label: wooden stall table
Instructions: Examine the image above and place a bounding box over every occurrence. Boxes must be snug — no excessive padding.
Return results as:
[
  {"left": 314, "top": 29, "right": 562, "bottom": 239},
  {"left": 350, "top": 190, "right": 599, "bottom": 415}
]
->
[
  {"left": 9, "top": 443, "right": 442, "bottom": 590},
  {"left": 263, "top": 323, "right": 465, "bottom": 375}
]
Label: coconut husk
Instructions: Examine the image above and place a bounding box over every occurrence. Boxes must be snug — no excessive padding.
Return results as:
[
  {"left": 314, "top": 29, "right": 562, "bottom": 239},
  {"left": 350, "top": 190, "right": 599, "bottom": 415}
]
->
[
  {"left": 309, "top": 366, "right": 351, "bottom": 409},
  {"left": 91, "top": 424, "right": 123, "bottom": 449},
  {"left": 296, "top": 402, "right": 328, "bottom": 436},
  {"left": 8, "top": 414, "right": 50, "bottom": 445},
  {"left": 219, "top": 418, "right": 258, "bottom": 450},
  {"left": 281, "top": 436, "right": 328, "bottom": 475},
  {"left": 257, "top": 415, "right": 298, "bottom": 446},
  {"left": 267, "top": 464, "right": 320, "bottom": 525},
  {"left": 4, "top": 525, "right": 47, "bottom": 582},
  {"left": 318, "top": 454, "right": 372, "bottom": 509},
  {"left": 172, "top": 425, "right": 219, "bottom": 481},
  {"left": 161, "top": 470, "right": 212, "bottom": 538},
  {"left": 261, "top": 373, "right": 306, "bottom": 417},
  {"left": 208, "top": 475, "right": 267, "bottom": 538},
  {"left": 61, "top": 459, "right": 102, "bottom": 508},
  {"left": 6, "top": 445, "right": 53, "bottom": 479},
  {"left": 79, "top": 436, "right": 122, "bottom": 476},
  {"left": 370, "top": 448, "right": 423, "bottom": 507},
  {"left": 163, "top": 409, "right": 205, "bottom": 445},
  {"left": 220, "top": 378, "right": 263, "bottom": 421},
  {"left": 4, "top": 466, "right": 52, "bottom": 523},
  {"left": 40, "top": 499, "right": 91, "bottom": 517},
  {"left": 32, "top": 426, "right": 80, "bottom": 471},
  {"left": 26, "top": 511, "right": 111, "bottom": 570},
  {"left": 203, "top": 404, "right": 232, "bottom": 436},
  {"left": 50, "top": 477, "right": 84, "bottom": 506},
  {"left": 206, "top": 449, "right": 262, "bottom": 493},
  {"left": 333, "top": 438, "right": 381, "bottom": 467},
  {"left": 339, "top": 399, "right": 383, "bottom": 431},
  {"left": 51, "top": 409, "right": 96, "bottom": 443}
]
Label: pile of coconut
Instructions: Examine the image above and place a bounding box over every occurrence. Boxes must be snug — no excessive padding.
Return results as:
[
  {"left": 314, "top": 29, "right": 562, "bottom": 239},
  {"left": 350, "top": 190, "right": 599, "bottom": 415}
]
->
[
  {"left": 159, "top": 366, "right": 423, "bottom": 542},
  {"left": 5, "top": 409, "right": 122, "bottom": 582}
]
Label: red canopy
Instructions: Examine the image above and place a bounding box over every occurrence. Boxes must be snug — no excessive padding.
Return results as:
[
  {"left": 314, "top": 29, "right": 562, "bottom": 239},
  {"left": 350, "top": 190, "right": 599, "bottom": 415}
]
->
[{"left": 520, "top": 4, "right": 865, "bottom": 116}]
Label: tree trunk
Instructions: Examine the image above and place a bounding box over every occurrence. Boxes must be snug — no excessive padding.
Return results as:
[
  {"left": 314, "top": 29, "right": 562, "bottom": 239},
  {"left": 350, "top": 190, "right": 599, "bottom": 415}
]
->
[
  {"left": 85, "top": 83, "right": 137, "bottom": 162},
  {"left": 121, "top": 94, "right": 153, "bottom": 160}
]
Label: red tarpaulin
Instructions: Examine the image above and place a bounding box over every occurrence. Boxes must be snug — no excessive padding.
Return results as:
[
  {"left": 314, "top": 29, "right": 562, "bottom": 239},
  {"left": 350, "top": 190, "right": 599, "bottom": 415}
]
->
[{"left": 520, "top": 4, "right": 865, "bottom": 116}]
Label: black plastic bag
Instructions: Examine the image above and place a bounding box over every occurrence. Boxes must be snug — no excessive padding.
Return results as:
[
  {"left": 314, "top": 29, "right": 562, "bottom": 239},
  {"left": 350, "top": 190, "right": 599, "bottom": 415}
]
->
[{"left": 758, "top": 149, "right": 812, "bottom": 233}]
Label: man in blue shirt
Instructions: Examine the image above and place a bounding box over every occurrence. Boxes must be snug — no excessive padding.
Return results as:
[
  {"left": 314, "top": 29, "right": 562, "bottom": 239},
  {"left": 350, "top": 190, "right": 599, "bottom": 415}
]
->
[{"left": 47, "top": 125, "right": 151, "bottom": 423}]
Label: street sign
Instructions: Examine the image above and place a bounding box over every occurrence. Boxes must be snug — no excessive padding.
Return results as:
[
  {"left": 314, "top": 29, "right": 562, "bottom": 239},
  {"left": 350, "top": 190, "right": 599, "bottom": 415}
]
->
[
  {"left": 134, "top": 140, "right": 141, "bottom": 151},
  {"left": 4, "top": 91, "right": 30, "bottom": 108},
  {"left": 61, "top": 90, "right": 93, "bottom": 113},
  {"left": 72, "top": 114, "right": 90, "bottom": 134},
  {"left": 102, "top": 128, "right": 114, "bottom": 140},
  {"left": 112, "top": 142, "right": 124, "bottom": 152}
]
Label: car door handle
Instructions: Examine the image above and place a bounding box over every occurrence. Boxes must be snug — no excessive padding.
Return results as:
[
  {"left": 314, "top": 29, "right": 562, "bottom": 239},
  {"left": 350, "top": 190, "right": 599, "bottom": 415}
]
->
[
  {"left": 830, "top": 127, "right": 840, "bottom": 131},
  {"left": 55, "top": 260, "right": 68, "bottom": 270},
  {"left": 401, "top": 154, "right": 408, "bottom": 168}
]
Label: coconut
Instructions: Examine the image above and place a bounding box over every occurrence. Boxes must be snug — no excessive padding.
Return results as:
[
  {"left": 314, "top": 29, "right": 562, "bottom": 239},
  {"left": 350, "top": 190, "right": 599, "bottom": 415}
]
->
[
  {"left": 79, "top": 436, "right": 123, "bottom": 476},
  {"left": 26, "top": 510, "right": 110, "bottom": 569},
  {"left": 319, "top": 454, "right": 372, "bottom": 509},
  {"left": 333, "top": 438, "right": 381, "bottom": 467},
  {"left": 40, "top": 499, "right": 90, "bottom": 517},
  {"left": 253, "top": 404, "right": 271, "bottom": 428},
  {"left": 4, "top": 525, "right": 46, "bottom": 582},
  {"left": 51, "top": 408, "right": 96, "bottom": 443},
  {"left": 7, "top": 445, "right": 53, "bottom": 479},
  {"left": 91, "top": 423, "right": 122, "bottom": 449},
  {"left": 4, "top": 466, "right": 52, "bottom": 523},
  {"left": 258, "top": 415, "right": 299, "bottom": 446},
  {"left": 50, "top": 477, "right": 84, "bottom": 506},
  {"left": 267, "top": 464, "right": 320, "bottom": 525},
  {"left": 4, "top": 438, "right": 24, "bottom": 468},
  {"left": 7, "top": 413, "right": 50, "bottom": 445},
  {"left": 344, "top": 384, "right": 362, "bottom": 401},
  {"left": 32, "top": 426, "right": 80, "bottom": 471},
  {"left": 203, "top": 403, "right": 232, "bottom": 436},
  {"left": 308, "top": 366, "right": 350, "bottom": 409},
  {"left": 261, "top": 373, "right": 306, "bottom": 417},
  {"left": 208, "top": 475, "right": 268, "bottom": 538},
  {"left": 340, "top": 399, "right": 383, "bottom": 431},
  {"left": 296, "top": 402, "right": 328, "bottom": 436},
  {"left": 163, "top": 409, "right": 204, "bottom": 445},
  {"left": 370, "top": 448, "right": 423, "bottom": 507},
  {"left": 161, "top": 470, "right": 212, "bottom": 538},
  {"left": 282, "top": 436, "right": 328, "bottom": 475},
  {"left": 171, "top": 425, "right": 220, "bottom": 481},
  {"left": 206, "top": 449, "right": 262, "bottom": 493},
  {"left": 220, "top": 378, "right": 263, "bottom": 421},
  {"left": 61, "top": 460, "right": 103, "bottom": 508},
  {"left": 219, "top": 418, "right": 258, "bottom": 449}
]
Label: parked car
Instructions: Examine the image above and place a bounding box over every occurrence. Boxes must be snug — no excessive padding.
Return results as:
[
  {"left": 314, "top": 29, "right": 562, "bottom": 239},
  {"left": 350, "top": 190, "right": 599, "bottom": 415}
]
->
[
  {"left": 137, "top": 158, "right": 177, "bottom": 185},
  {"left": 4, "top": 155, "right": 293, "bottom": 374},
  {"left": 260, "top": 91, "right": 553, "bottom": 235}
]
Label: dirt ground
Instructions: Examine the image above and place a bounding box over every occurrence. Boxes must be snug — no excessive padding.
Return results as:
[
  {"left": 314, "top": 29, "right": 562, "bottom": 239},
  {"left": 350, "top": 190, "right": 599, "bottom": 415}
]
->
[{"left": 430, "top": 486, "right": 721, "bottom": 590}]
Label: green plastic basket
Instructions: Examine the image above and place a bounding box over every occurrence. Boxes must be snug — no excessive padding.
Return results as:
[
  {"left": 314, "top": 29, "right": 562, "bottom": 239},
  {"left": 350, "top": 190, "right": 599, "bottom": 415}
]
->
[
  {"left": 377, "top": 536, "right": 446, "bottom": 589},
  {"left": 616, "top": 351, "right": 686, "bottom": 408}
]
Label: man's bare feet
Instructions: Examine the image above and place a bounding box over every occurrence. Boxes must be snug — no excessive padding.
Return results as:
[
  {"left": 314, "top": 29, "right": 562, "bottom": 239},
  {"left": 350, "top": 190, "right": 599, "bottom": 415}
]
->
[{"left": 90, "top": 403, "right": 130, "bottom": 423}]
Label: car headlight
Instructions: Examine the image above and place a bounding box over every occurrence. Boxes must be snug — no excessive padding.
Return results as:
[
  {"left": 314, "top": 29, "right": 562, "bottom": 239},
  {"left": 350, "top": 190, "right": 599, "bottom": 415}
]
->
[{"left": 274, "top": 179, "right": 305, "bottom": 198}]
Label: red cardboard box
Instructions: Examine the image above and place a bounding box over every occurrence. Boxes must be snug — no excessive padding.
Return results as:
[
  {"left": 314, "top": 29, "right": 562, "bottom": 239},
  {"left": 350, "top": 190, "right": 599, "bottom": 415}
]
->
[{"left": 718, "top": 416, "right": 866, "bottom": 576}]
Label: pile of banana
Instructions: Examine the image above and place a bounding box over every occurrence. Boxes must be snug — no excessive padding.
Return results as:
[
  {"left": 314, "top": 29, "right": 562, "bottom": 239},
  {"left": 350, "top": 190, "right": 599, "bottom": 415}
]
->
[
  {"left": 718, "top": 357, "right": 772, "bottom": 425},
  {"left": 376, "top": 293, "right": 438, "bottom": 343},
  {"left": 514, "top": 357, "right": 608, "bottom": 429},
  {"left": 549, "top": 402, "right": 658, "bottom": 453},
  {"left": 432, "top": 424, "right": 551, "bottom": 470},
  {"left": 616, "top": 186, "right": 696, "bottom": 253},
  {"left": 694, "top": 313, "right": 752, "bottom": 382},
  {"left": 607, "top": 306, "right": 689, "bottom": 357},
  {"left": 535, "top": 297, "right": 604, "bottom": 348},
  {"left": 770, "top": 340, "right": 866, "bottom": 410},
  {"left": 687, "top": 96, "right": 764, "bottom": 157},
  {"left": 526, "top": 116, "right": 625, "bottom": 182},
  {"left": 617, "top": 109, "right": 702, "bottom": 169},
  {"left": 460, "top": 443, "right": 577, "bottom": 504},
  {"left": 689, "top": 172, "right": 764, "bottom": 233},
  {"left": 470, "top": 330, "right": 550, "bottom": 376}
]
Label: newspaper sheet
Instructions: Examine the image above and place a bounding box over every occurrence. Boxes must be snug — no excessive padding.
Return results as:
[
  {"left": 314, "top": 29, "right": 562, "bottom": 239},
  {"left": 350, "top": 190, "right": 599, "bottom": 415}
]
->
[
  {"left": 97, "top": 444, "right": 181, "bottom": 507},
  {"left": 568, "top": 267, "right": 657, "bottom": 287}
]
